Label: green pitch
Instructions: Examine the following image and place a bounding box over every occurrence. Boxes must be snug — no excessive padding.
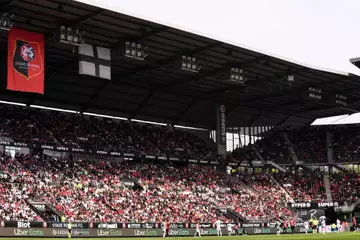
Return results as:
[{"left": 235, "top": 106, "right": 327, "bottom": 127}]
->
[{"left": 2, "top": 232, "right": 360, "bottom": 240}]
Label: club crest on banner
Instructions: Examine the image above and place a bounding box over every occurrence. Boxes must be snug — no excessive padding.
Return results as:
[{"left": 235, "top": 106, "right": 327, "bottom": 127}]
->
[
  {"left": 12, "top": 39, "right": 42, "bottom": 80},
  {"left": 7, "top": 27, "right": 45, "bottom": 94}
]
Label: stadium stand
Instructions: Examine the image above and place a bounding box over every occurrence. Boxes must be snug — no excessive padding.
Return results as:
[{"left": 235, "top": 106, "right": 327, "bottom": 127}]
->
[{"left": 0, "top": 0, "right": 360, "bottom": 228}]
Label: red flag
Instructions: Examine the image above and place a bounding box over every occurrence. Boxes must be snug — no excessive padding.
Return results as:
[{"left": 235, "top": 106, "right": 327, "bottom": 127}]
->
[{"left": 7, "top": 28, "right": 44, "bottom": 94}]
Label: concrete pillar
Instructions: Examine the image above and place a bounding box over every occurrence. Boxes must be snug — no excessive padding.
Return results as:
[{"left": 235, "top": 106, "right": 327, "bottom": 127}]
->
[{"left": 326, "top": 131, "right": 334, "bottom": 164}]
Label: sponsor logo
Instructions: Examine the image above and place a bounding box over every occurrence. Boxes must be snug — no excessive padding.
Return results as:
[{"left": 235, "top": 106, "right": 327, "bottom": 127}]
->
[
  {"left": 96, "top": 150, "right": 107, "bottom": 155},
  {"left": 199, "top": 229, "right": 217, "bottom": 235},
  {"left": 317, "top": 202, "right": 339, "bottom": 208},
  {"left": 52, "top": 229, "right": 89, "bottom": 236},
  {"left": 17, "top": 222, "right": 31, "bottom": 228},
  {"left": 96, "top": 229, "right": 123, "bottom": 236},
  {"left": 143, "top": 223, "right": 154, "bottom": 229},
  {"left": 219, "top": 105, "right": 226, "bottom": 144},
  {"left": 110, "top": 152, "right": 121, "bottom": 156},
  {"left": 13, "top": 142, "right": 27, "bottom": 147},
  {"left": 72, "top": 148, "right": 84, "bottom": 152},
  {"left": 41, "top": 145, "right": 53, "bottom": 150},
  {"left": 242, "top": 223, "right": 261, "bottom": 228},
  {"left": 56, "top": 146, "right": 69, "bottom": 151},
  {"left": 51, "top": 222, "right": 84, "bottom": 229},
  {"left": 127, "top": 223, "right": 141, "bottom": 229},
  {"left": 97, "top": 223, "right": 118, "bottom": 229},
  {"left": 169, "top": 229, "right": 189, "bottom": 236},
  {"left": 169, "top": 223, "right": 183, "bottom": 228},
  {"left": 134, "top": 230, "right": 146, "bottom": 236},
  {"left": 254, "top": 228, "right": 262, "bottom": 234},
  {"left": 13, "top": 229, "right": 43, "bottom": 236},
  {"left": 33, "top": 204, "right": 46, "bottom": 211},
  {"left": 291, "top": 202, "right": 311, "bottom": 208}
]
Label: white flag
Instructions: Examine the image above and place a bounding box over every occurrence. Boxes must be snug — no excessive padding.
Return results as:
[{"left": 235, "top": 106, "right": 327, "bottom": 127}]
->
[{"left": 78, "top": 44, "right": 111, "bottom": 80}]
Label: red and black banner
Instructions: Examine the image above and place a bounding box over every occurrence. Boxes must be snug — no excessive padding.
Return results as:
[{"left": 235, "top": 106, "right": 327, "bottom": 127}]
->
[{"left": 7, "top": 28, "right": 44, "bottom": 94}]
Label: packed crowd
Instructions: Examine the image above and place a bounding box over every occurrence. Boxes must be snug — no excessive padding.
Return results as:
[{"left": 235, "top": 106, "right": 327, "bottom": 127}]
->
[
  {"left": 0, "top": 105, "right": 214, "bottom": 159},
  {"left": 331, "top": 126, "right": 360, "bottom": 162},
  {"left": 329, "top": 172, "right": 360, "bottom": 204},
  {"left": 272, "top": 170, "right": 326, "bottom": 202},
  {"left": 0, "top": 153, "right": 233, "bottom": 222},
  {"left": 255, "top": 131, "right": 291, "bottom": 164},
  {"left": 287, "top": 127, "right": 326, "bottom": 163},
  {"left": 227, "top": 172, "right": 294, "bottom": 222},
  {"left": 0, "top": 152, "right": 300, "bottom": 223}
]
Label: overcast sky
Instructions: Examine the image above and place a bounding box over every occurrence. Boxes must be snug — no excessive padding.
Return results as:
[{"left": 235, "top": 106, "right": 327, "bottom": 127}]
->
[{"left": 78, "top": 0, "right": 360, "bottom": 75}]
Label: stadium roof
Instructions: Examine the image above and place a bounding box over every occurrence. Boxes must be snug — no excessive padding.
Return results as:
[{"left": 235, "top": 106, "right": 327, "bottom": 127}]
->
[{"left": 1, "top": 0, "right": 360, "bottom": 129}]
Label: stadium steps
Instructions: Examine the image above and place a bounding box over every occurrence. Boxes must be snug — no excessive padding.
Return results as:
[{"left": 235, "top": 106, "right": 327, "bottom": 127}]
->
[
  {"left": 329, "top": 164, "right": 347, "bottom": 172},
  {"left": 253, "top": 148, "right": 265, "bottom": 163},
  {"left": 292, "top": 164, "right": 313, "bottom": 174},
  {"left": 282, "top": 132, "right": 298, "bottom": 164},
  {"left": 336, "top": 198, "right": 360, "bottom": 213},
  {"left": 268, "top": 174, "right": 294, "bottom": 203},
  {"left": 323, "top": 174, "right": 333, "bottom": 202},
  {"left": 30, "top": 115, "right": 61, "bottom": 144},
  {"left": 26, "top": 200, "right": 61, "bottom": 221},
  {"left": 219, "top": 208, "right": 246, "bottom": 223},
  {"left": 31, "top": 115, "right": 62, "bottom": 144},
  {"left": 224, "top": 174, "right": 258, "bottom": 196}
]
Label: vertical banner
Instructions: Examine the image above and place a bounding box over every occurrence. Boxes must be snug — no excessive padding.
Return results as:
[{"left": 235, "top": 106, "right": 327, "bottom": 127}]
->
[
  {"left": 7, "top": 28, "right": 44, "bottom": 94},
  {"left": 217, "top": 104, "right": 226, "bottom": 145}
]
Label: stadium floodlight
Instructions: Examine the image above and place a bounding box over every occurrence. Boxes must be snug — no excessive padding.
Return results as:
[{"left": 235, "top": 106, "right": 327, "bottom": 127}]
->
[
  {"left": 0, "top": 13, "right": 14, "bottom": 31},
  {"left": 59, "top": 25, "right": 85, "bottom": 47},
  {"left": 308, "top": 87, "right": 322, "bottom": 100},
  {"left": 229, "top": 68, "right": 246, "bottom": 84},
  {"left": 181, "top": 55, "right": 201, "bottom": 73},
  {"left": 335, "top": 94, "right": 347, "bottom": 106},
  {"left": 125, "top": 41, "right": 147, "bottom": 60}
]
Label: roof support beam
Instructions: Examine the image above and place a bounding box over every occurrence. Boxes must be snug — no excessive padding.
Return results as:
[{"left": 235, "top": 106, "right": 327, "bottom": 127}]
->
[
  {"left": 172, "top": 99, "right": 197, "bottom": 125},
  {"left": 82, "top": 42, "right": 223, "bottom": 113},
  {"left": 44, "top": 9, "right": 106, "bottom": 39},
  {"left": 158, "top": 55, "right": 269, "bottom": 92},
  {"left": 129, "top": 92, "right": 155, "bottom": 119},
  {"left": 112, "top": 41, "right": 223, "bottom": 80},
  {"left": 111, "top": 26, "right": 169, "bottom": 49},
  {"left": 279, "top": 115, "right": 293, "bottom": 126},
  {"left": 65, "top": 9, "right": 106, "bottom": 27},
  {"left": 27, "top": 60, "right": 78, "bottom": 106},
  {"left": 129, "top": 56, "right": 267, "bottom": 121},
  {"left": 248, "top": 113, "right": 263, "bottom": 126},
  {"left": 81, "top": 27, "right": 178, "bottom": 113},
  {"left": 200, "top": 66, "right": 309, "bottom": 97},
  {"left": 234, "top": 75, "right": 348, "bottom": 105},
  {"left": 0, "top": 0, "right": 13, "bottom": 12},
  {"left": 225, "top": 105, "right": 238, "bottom": 119}
]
